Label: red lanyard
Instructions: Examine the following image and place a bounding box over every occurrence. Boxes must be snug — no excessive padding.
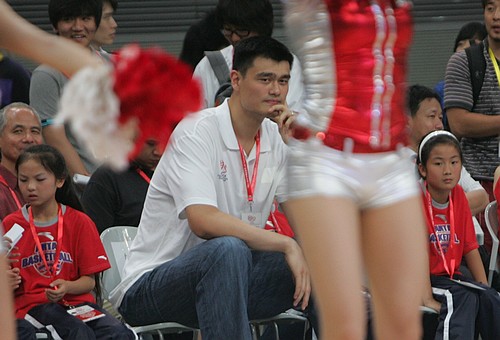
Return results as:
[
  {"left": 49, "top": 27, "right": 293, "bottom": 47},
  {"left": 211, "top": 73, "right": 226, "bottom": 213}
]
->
[
  {"left": 0, "top": 174, "right": 22, "bottom": 209},
  {"left": 425, "top": 186, "right": 456, "bottom": 278},
  {"left": 237, "top": 131, "right": 261, "bottom": 207},
  {"left": 136, "top": 169, "right": 151, "bottom": 184},
  {"left": 28, "top": 205, "right": 64, "bottom": 280},
  {"left": 269, "top": 201, "right": 283, "bottom": 234}
]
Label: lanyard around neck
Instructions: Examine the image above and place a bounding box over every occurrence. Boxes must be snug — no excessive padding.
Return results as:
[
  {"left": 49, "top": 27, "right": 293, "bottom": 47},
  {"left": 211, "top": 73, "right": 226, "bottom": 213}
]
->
[
  {"left": 0, "top": 174, "right": 22, "bottom": 209},
  {"left": 489, "top": 47, "right": 500, "bottom": 88},
  {"left": 28, "top": 204, "right": 64, "bottom": 279},
  {"left": 136, "top": 168, "right": 151, "bottom": 184},
  {"left": 425, "top": 185, "right": 456, "bottom": 278},
  {"left": 237, "top": 131, "right": 261, "bottom": 206}
]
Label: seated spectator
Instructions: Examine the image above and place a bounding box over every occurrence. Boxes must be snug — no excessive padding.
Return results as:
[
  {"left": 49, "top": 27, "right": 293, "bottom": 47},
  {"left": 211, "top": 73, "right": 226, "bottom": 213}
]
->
[
  {"left": 0, "top": 102, "right": 43, "bottom": 220},
  {"left": 0, "top": 1, "right": 102, "bottom": 336},
  {"left": 0, "top": 52, "right": 31, "bottom": 109},
  {"left": 179, "top": 9, "right": 228, "bottom": 72},
  {"left": 91, "top": 0, "right": 118, "bottom": 62},
  {"left": 30, "top": 0, "right": 102, "bottom": 179},
  {"left": 193, "top": 0, "right": 304, "bottom": 110},
  {"left": 81, "top": 140, "right": 161, "bottom": 234},
  {"left": 417, "top": 131, "right": 500, "bottom": 340},
  {"left": 110, "top": 36, "right": 318, "bottom": 339},
  {"left": 407, "top": 85, "right": 489, "bottom": 216},
  {"left": 3, "top": 144, "right": 134, "bottom": 339}
]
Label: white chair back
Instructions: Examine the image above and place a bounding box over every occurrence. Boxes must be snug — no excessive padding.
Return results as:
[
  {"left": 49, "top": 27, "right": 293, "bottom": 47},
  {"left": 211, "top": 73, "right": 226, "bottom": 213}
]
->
[
  {"left": 484, "top": 201, "right": 499, "bottom": 286},
  {"left": 99, "top": 226, "right": 199, "bottom": 339},
  {"left": 100, "top": 226, "right": 138, "bottom": 299}
]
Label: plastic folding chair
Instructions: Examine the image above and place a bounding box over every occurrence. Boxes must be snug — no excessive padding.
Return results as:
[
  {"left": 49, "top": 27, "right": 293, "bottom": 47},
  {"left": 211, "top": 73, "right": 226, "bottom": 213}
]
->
[
  {"left": 100, "top": 226, "right": 199, "bottom": 340},
  {"left": 484, "top": 201, "right": 500, "bottom": 286}
]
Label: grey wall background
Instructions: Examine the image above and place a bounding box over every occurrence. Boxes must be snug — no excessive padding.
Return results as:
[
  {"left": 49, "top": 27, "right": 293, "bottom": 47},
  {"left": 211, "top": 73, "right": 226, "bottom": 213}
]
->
[{"left": 4, "top": 0, "right": 484, "bottom": 88}]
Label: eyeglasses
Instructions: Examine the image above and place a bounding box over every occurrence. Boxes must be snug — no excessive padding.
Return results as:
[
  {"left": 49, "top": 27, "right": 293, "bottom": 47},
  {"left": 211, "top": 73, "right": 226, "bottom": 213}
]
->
[{"left": 220, "top": 28, "right": 251, "bottom": 38}]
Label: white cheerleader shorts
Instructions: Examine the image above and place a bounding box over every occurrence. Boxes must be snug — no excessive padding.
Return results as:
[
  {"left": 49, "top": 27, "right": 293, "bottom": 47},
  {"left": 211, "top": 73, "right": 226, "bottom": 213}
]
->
[{"left": 288, "top": 137, "right": 420, "bottom": 210}]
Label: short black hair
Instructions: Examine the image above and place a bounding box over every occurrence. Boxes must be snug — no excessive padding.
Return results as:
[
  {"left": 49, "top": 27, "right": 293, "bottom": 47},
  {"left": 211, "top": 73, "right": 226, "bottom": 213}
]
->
[
  {"left": 407, "top": 84, "right": 442, "bottom": 118},
  {"left": 482, "top": 0, "right": 487, "bottom": 9},
  {"left": 49, "top": 0, "right": 102, "bottom": 29},
  {"left": 103, "top": 0, "right": 118, "bottom": 11},
  {"left": 453, "top": 21, "right": 486, "bottom": 52},
  {"left": 233, "top": 36, "right": 293, "bottom": 76},
  {"left": 216, "top": 0, "right": 274, "bottom": 37}
]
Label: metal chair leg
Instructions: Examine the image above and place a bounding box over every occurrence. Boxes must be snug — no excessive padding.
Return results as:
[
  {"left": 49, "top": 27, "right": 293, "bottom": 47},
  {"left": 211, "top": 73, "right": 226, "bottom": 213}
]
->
[
  {"left": 251, "top": 323, "right": 259, "bottom": 340},
  {"left": 272, "top": 321, "right": 280, "bottom": 339}
]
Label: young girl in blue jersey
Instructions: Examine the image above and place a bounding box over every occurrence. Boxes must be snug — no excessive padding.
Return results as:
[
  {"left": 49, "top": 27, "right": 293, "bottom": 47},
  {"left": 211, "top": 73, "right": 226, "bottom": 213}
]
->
[
  {"left": 417, "top": 130, "right": 500, "bottom": 340},
  {"left": 3, "top": 144, "right": 134, "bottom": 339}
]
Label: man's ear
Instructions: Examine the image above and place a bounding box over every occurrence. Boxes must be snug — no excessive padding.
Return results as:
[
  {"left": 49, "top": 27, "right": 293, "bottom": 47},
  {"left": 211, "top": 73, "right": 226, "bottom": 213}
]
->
[
  {"left": 418, "top": 163, "right": 426, "bottom": 179},
  {"left": 230, "top": 70, "right": 241, "bottom": 91},
  {"left": 52, "top": 25, "right": 59, "bottom": 35}
]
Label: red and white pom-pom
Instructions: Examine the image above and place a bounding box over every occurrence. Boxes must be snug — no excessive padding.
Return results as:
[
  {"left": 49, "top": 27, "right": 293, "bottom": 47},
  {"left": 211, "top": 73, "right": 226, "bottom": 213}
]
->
[
  {"left": 56, "top": 63, "right": 131, "bottom": 169},
  {"left": 56, "top": 44, "right": 201, "bottom": 170}
]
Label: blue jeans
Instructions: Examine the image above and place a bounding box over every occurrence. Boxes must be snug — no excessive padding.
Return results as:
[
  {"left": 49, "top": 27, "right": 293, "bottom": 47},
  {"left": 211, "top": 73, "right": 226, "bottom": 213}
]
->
[{"left": 119, "top": 236, "right": 317, "bottom": 340}]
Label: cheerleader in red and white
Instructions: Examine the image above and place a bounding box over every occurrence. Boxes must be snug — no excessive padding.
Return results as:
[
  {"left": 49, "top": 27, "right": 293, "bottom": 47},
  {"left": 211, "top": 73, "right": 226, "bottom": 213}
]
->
[
  {"left": 2, "top": 144, "right": 134, "bottom": 339},
  {"left": 417, "top": 130, "right": 500, "bottom": 340},
  {"left": 283, "top": 0, "right": 428, "bottom": 339}
]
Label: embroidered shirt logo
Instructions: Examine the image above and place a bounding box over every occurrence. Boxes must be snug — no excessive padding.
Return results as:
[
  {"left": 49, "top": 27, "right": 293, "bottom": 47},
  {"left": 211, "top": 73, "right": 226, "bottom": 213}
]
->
[
  {"left": 218, "top": 160, "right": 228, "bottom": 182},
  {"left": 429, "top": 224, "right": 460, "bottom": 254},
  {"left": 22, "top": 237, "right": 73, "bottom": 278}
]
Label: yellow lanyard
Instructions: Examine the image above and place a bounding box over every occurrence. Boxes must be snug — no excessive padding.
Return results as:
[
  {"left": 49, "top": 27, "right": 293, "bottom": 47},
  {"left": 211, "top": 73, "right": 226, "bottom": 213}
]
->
[{"left": 488, "top": 47, "right": 500, "bottom": 88}]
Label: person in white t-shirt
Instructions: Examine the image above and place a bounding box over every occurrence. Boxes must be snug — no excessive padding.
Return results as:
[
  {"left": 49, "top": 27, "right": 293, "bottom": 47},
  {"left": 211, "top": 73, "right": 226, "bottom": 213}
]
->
[
  {"left": 91, "top": 0, "right": 118, "bottom": 62},
  {"left": 193, "top": 0, "right": 304, "bottom": 111},
  {"left": 111, "top": 36, "right": 317, "bottom": 340}
]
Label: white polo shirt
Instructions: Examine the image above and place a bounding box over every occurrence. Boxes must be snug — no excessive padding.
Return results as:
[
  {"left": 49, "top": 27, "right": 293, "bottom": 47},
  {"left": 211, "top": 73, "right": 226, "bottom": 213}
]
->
[
  {"left": 193, "top": 45, "right": 305, "bottom": 111},
  {"left": 110, "top": 100, "right": 289, "bottom": 307}
]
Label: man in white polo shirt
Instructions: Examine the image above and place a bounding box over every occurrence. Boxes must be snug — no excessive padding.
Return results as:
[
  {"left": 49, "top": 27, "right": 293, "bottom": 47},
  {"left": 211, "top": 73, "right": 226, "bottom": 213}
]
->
[{"left": 110, "top": 36, "right": 317, "bottom": 340}]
